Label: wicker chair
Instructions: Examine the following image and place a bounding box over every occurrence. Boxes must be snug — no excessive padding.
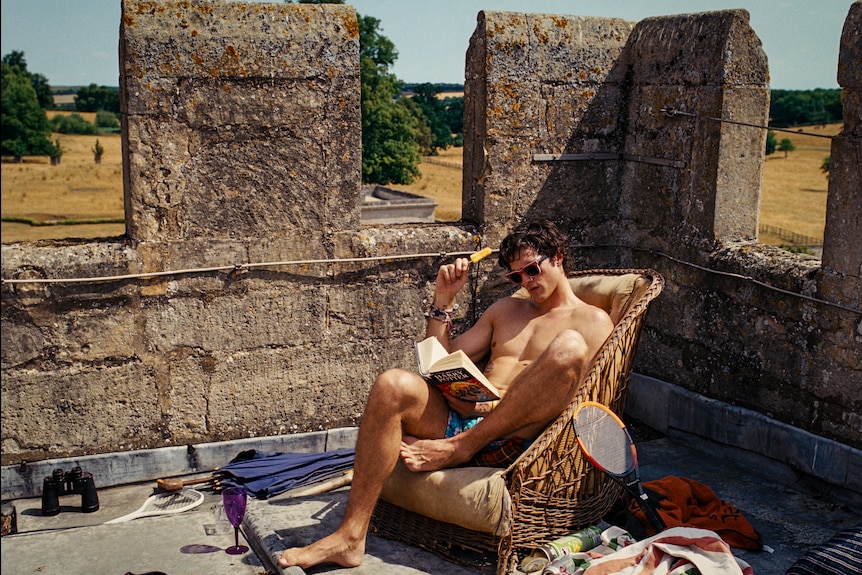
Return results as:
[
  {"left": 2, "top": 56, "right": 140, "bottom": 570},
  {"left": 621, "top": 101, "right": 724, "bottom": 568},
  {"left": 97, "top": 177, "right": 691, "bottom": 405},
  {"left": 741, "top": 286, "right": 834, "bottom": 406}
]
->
[{"left": 370, "top": 269, "right": 664, "bottom": 574}]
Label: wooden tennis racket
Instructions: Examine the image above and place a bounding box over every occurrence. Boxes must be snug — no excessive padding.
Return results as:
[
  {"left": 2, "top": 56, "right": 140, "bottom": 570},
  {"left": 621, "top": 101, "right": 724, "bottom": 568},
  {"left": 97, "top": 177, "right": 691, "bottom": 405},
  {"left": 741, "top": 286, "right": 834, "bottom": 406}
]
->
[
  {"left": 573, "top": 401, "right": 665, "bottom": 532},
  {"left": 105, "top": 488, "right": 205, "bottom": 524},
  {"left": 156, "top": 473, "right": 219, "bottom": 492}
]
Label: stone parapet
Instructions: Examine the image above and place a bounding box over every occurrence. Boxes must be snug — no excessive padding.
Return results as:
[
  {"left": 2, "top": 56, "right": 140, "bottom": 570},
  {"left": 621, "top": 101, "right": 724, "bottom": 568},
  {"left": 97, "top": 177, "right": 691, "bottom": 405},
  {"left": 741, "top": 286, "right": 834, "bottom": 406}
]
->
[
  {"left": 822, "top": 1, "right": 861, "bottom": 306},
  {"left": 1, "top": 2, "right": 859, "bottom": 468}
]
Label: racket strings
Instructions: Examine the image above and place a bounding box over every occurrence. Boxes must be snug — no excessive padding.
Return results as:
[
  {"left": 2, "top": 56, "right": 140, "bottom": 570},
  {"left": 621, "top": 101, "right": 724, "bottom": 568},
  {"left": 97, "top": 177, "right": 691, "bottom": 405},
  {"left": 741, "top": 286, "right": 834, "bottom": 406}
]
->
[
  {"left": 575, "top": 406, "right": 633, "bottom": 475},
  {"left": 148, "top": 491, "right": 202, "bottom": 512}
]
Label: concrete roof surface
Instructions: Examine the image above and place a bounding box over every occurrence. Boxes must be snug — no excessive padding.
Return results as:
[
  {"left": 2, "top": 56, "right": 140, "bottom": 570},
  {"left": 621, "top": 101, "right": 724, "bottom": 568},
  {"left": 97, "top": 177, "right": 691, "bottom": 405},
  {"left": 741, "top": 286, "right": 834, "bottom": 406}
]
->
[{"left": 2, "top": 434, "right": 859, "bottom": 575}]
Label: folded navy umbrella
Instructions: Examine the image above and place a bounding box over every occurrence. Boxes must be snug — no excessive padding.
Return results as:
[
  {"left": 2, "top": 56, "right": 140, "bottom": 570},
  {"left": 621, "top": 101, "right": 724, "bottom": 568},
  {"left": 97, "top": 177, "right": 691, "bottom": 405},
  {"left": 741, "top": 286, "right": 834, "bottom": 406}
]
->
[{"left": 217, "top": 448, "right": 355, "bottom": 499}]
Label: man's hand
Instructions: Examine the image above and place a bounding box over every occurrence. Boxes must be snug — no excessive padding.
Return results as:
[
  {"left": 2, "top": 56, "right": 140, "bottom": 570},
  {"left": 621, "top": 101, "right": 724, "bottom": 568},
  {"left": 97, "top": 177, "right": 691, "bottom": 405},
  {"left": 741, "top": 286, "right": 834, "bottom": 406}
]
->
[
  {"left": 434, "top": 257, "right": 470, "bottom": 306},
  {"left": 445, "top": 394, "right": 476, "bottom": 418},
  {"left": 445, "top": 395, "right": 497, "bottom": 419}
]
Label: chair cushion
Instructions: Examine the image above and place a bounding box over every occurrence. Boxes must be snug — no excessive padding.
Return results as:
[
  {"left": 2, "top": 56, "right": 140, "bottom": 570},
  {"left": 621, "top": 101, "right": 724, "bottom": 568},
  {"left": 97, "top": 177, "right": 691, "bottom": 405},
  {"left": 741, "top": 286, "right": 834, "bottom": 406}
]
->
[
  {"left": 514, "top": 272, "right": 645, "bottom": 324},
  {"left": 380, "top": 460, "right": 512, "bottom": 535}
]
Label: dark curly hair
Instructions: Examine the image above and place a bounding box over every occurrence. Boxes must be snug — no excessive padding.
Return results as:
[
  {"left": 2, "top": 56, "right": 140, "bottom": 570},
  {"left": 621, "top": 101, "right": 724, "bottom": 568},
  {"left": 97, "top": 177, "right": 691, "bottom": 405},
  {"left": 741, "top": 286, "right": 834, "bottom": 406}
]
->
[{"left": 498, "top": 220, "right": 571, "bottom": 273}]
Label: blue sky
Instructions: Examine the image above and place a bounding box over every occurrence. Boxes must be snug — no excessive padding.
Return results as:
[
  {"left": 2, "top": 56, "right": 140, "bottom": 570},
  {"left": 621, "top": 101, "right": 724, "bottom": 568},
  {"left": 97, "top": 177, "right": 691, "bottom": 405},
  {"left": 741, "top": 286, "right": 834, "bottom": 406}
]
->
[{"left": 1, "top": 0, "right": 852, "bottom": 90}]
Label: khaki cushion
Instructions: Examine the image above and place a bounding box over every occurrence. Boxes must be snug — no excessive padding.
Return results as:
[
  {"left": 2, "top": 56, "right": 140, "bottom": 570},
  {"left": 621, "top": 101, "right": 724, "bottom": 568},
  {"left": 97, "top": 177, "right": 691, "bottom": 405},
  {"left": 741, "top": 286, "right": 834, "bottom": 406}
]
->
[
  {"left": 514, "top": 273, "right": 645, "bottom": 324},
  {"left": 380, "top": 460, "right": 512, "bottom": 535}
]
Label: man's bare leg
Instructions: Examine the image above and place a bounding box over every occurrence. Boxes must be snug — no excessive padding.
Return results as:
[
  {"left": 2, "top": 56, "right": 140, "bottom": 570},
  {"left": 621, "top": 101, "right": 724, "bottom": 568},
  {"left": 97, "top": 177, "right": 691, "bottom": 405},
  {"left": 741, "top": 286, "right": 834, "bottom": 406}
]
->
[
  {"left": 401, "top": 329, "right": 589, "bottom": 471},
  {"left": 278, "top": 368, "right": 449, "bottom": 569}
]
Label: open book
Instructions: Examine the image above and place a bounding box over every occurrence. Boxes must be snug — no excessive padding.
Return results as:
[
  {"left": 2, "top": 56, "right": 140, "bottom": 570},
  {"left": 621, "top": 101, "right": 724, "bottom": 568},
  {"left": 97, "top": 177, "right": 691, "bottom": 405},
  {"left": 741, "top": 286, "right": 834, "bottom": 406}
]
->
[{"left": 415, "top": 336, "right": 501, "bottom": 402}]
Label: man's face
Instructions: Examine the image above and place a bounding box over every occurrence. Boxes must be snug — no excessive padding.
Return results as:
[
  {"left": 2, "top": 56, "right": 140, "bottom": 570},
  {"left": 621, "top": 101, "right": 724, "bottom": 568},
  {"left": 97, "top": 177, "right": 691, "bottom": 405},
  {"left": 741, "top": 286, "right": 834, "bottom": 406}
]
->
[{"left": 507, "top": 248, "right": 555, "bottom": 299}]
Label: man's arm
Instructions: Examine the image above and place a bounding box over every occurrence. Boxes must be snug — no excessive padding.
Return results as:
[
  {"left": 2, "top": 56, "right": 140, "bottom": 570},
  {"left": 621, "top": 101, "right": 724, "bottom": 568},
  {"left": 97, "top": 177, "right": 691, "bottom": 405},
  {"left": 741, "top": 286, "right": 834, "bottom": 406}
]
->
[
  {"left": 425, "top": 257, "right": 471, "bottom": 347},
  {"left": 425, "top": 257, "right": 499, "bottom": 417}
]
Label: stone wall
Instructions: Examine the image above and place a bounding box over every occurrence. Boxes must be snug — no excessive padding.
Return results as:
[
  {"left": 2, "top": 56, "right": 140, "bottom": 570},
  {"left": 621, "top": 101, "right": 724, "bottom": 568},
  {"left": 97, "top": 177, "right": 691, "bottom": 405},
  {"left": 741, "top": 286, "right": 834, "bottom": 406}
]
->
[
  {"left": 626, "top": 5, "right": 859, "bottom": 447},
  {"left": 2, "top": 1, "right": 860, "bottom": 484},
  {"left": 463, "top": 7, "right": 859, "bottom": 451},
  {"left": 1, "top": 1, "right": 480, "bottom": 464}
]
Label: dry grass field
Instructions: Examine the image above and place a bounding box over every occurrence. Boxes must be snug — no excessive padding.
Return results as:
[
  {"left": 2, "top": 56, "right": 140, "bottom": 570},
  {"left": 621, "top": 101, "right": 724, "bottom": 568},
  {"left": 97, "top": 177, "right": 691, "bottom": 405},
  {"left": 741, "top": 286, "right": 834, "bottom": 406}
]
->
[
  {"left": 1, "top": 118, "right": 839, "bottom": 248},
  {"left": 759, "top": 124, "right": 837, "bottom": 244},
  {"left": 2, "top": 112, "right": 125, "bottom": 242}
]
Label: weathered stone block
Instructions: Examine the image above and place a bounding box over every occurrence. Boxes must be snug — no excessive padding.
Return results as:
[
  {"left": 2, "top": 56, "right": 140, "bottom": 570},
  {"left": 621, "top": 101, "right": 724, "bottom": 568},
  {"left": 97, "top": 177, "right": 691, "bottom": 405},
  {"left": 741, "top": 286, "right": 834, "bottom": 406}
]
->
[
  {"left": 121, "top": 1, "right": 361, "bottom": 242},
  {"left": 144, "top": 288, "right": 327, "bottom": 352},
  {"left": 627, "top": 10, "right": 767, "bottom": 87},
  {"left": 620, "top": 12, "right": 768, "bottom": 248},
  {"left": 822, "top": 137, "right": 862, "bottom": 286},
  {"left": 0, "top": 363, "right": 159, "bottom": 458},
  {"left": 463, "top": 10, "right": 633, "bottom": 245},
  {"left": 838, "top": 2, "right": 861, "bottom": 89},
  {"left": 821, "top": 6, "right": 862, "bottom": 300}
]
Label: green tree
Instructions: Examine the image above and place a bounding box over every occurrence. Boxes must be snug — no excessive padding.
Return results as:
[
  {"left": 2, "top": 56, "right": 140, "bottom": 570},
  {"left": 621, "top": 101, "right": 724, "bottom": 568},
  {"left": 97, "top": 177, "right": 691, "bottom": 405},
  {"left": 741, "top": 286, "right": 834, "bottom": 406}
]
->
[
  {"left": 30, "top": 72, "right": 54, "bottom": 110},
  {"left": 399, "top": 96, "right": 434, "bottom": 154},
  {"left": 765, "top": 130, "right": 777, "bottom": 155},
  {"left": 49, "top": 138, "right": 63, "bottom": 165},
  {"left": 48, "top": 112, "right": 99, "bottom": 135},
  {"left": 75, "top": 84, "right": 120, "bottom": 113},
  {"left": 93, "top": 139, "right": 105, "bottom": 164},
  {"left": 770, "top": 89, "right": 842, "bottom": 127},
  {"left": 409, "top": 83, "right": 454, "bottom": 154},
  {"left": 777, "top": 137, "right": 796, "bottom": 158},
  {"left": 1, "top": 61, "right": 55, "bottom": 160},
  {"left": 359, "top": 15, "right": 421, "bottom": 184},
  {"left": 821, "top": 155, "right": 831, "bottom": 175},
  {"left": 441, "top": 95, "right": 464, "bottom": 139},
  {"left": 1, "top": 51, "right": 53, "bottom": 109},
  {"left": 95, "top": 110, "right": 121, "bottom": 130}
]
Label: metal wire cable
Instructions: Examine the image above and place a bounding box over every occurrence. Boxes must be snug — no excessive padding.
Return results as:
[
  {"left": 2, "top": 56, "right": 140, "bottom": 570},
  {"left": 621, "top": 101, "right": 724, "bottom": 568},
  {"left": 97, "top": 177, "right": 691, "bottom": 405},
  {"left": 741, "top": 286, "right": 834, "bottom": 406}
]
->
[
  {"left": 577, "top": 243, "right": 860, "bottom": 315},
  {"left": 660, "top": 107, "right": 837, "bottom": 139},
  {"left": 2, "top": 244, "right": 857, "bottom": 315},
  {"left": 0, "top": 250, "right": 485, "bottom": 285}
]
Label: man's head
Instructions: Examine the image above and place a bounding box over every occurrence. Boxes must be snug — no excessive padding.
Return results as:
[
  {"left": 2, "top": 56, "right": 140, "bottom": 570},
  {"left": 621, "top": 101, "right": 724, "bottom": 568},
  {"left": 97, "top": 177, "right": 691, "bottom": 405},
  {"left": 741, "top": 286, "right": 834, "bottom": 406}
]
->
[{"left": 498, "top": 220, "right": 571, "bottom": 274}]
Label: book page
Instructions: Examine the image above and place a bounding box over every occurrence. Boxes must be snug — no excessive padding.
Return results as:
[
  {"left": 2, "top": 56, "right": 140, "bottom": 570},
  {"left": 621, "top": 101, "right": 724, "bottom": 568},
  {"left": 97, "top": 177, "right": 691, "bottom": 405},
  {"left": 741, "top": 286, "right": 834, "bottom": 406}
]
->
[
  {"left": 431, "top": 349, "right": 476, "bottom": 372},
  {"left": 415, "top": 336, "right": 449, "bottom": 375}
]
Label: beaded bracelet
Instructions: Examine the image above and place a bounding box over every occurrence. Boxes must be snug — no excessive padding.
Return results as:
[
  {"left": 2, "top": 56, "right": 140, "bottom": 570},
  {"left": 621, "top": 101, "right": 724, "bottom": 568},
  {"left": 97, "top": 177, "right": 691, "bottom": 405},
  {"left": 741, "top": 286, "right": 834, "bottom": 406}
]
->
[{"left": 427, "top": 303, "right": 454, "bottom": 336}]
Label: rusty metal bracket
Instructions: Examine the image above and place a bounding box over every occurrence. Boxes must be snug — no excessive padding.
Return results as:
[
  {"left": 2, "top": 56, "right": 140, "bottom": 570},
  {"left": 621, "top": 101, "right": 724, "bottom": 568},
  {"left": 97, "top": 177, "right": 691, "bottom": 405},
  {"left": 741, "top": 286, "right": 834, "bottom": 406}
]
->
[
  {"left": 532, "top": 153, "right": 619, "bottom": 162},
  {"left": 532, "top": 152, "right": 685, "bottom": 169}
]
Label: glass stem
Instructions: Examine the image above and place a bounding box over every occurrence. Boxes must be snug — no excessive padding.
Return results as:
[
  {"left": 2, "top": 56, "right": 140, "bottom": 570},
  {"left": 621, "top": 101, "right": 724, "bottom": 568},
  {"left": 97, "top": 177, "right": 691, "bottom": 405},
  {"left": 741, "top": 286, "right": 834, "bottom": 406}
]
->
[{"left": 234, "top": 526, "right": 239, "bottom": 548}]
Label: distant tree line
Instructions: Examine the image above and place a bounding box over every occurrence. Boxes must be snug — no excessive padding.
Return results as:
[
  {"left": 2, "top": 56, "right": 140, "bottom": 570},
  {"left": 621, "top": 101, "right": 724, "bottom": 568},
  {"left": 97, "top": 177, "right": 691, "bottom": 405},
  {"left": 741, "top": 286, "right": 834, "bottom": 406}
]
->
[
  {"left": 769, "top": 89, "right": 841, "bottom": 127},
  {"left": 51, "top": 84, "right": 120, "bottom": 113},
  {"left": 3, "top": 28, "right": 841, "bottom": 181},
  {"left": 2, "top": 50, "right": 121, "bottom": 160},
  {"left": 403, "top": 82, "right": 464, "bottom": 94},
  {"left": 73, "top": 84, "right": 120, "bottom": 113}
]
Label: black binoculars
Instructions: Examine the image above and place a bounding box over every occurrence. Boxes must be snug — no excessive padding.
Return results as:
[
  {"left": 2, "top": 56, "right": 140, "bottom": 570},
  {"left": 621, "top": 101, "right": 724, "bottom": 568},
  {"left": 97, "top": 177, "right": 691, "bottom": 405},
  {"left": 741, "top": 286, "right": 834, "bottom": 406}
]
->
[{"left": 41, "top": 467, "right": 99, "bottom": 516}]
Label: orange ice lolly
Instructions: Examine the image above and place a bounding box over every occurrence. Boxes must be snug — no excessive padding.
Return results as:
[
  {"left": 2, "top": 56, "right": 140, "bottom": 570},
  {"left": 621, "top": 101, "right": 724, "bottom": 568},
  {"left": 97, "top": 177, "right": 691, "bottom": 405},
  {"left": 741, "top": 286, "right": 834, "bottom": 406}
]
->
[{"left": 470, "top": 247, "right": 493, "bottom": 263}]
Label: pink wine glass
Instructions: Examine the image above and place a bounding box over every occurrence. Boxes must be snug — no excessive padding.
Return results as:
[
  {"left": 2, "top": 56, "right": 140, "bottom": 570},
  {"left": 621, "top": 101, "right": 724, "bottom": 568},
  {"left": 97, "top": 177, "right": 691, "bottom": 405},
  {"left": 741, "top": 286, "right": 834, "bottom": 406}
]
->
[{"left": 222, "top": 486, "right": 249, "bottom": 555}]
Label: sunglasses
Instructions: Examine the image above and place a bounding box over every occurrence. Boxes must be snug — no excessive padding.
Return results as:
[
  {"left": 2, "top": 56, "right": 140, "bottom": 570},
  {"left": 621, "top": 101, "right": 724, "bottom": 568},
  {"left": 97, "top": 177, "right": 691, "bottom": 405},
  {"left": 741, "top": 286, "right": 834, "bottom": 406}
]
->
[{"left": 505, "top": 255, "right": 549, "bottom": 284}]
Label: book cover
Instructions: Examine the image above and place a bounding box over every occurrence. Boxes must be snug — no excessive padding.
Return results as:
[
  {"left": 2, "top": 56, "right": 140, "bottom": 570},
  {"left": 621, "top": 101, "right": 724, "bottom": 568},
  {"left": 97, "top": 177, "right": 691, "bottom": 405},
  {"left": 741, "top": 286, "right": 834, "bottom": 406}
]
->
[{"left": 415, "top": 336, "right": 501, "bottom": 402}]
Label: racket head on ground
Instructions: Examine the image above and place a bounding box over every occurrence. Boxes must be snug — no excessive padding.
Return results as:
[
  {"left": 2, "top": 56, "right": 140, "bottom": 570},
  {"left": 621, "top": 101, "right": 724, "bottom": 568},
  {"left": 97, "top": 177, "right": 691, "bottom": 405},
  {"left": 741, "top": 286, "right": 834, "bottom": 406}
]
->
[
  {"left": 572, "top": 401, "right": 635, "bottom": 476},
  {"left": 105, "top": 488, "right": 205, "bottom": 523},
  {"left": 573, "top": 401, "right": 666, "bottom": 532}
]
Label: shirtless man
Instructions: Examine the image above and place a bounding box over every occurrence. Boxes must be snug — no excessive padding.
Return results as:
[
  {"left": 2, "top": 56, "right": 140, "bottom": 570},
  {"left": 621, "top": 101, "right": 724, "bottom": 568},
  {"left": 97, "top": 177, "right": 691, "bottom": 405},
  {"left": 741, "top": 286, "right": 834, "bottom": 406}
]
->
[{"left": 278, "top": 220, "right": 614, "bottom": 570}]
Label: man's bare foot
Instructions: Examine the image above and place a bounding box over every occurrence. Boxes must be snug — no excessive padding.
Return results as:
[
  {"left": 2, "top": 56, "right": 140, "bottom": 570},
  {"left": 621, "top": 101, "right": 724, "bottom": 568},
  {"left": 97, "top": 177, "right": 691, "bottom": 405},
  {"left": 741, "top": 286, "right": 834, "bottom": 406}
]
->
[
  {"left": 277, "top": 531, "right": 365, "bottom": 570},
  {"left": 400, "top": 435, "right": 469, "bottom": 471}
]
